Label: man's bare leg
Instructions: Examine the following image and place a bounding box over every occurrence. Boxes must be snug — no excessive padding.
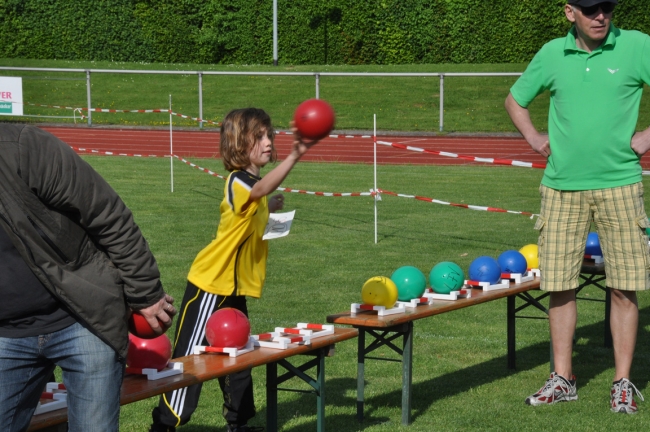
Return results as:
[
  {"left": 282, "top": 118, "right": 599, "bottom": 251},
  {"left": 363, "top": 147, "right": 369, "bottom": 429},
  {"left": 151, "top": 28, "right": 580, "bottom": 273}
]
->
[
  {"left": 610, "top": 289, "right": 638, "bottom": 381},
  {"left": 549, "top": 290, "right": 577, "bottom": 379}
]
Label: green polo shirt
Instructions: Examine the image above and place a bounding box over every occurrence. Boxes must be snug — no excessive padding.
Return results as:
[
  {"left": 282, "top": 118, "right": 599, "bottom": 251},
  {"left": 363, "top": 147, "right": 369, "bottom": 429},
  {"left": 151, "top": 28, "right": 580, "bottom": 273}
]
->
[{"left": 511, "top": 25, "right": 650, "bottom": 190}]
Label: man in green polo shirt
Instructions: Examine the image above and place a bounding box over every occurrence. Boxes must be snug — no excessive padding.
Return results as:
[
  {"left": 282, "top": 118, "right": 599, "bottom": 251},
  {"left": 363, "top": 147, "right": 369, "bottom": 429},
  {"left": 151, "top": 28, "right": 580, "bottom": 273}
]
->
[{"left": 505, "top": 0, "right": 650, "bottom": 414}]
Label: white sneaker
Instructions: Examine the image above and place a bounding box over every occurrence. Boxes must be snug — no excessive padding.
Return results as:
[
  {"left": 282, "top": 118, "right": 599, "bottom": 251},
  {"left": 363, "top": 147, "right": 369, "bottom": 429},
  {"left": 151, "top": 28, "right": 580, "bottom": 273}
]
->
[
  {"left": 611, "top": 378, "right": 644, "bottom": 414},
  {"left": 525, "top": 372, "right": 578, "bottom": 406}
]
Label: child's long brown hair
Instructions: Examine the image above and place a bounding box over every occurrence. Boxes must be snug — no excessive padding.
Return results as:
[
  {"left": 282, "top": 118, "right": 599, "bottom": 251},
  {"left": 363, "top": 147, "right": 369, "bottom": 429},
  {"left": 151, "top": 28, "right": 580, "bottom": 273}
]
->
[{"left": 220, "top": 108, "right": 277, "bottom": 172}]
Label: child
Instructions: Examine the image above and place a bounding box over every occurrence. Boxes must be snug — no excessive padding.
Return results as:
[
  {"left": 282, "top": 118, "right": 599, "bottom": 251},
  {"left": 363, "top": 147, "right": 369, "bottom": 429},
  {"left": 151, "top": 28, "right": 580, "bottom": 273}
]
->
[{"left": 150, "top": 108, "right": 318, "bottom": 432}]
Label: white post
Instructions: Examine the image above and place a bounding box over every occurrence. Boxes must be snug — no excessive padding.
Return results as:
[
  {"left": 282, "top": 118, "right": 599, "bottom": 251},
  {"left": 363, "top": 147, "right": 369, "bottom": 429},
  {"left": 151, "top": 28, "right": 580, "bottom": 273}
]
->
[
  {"left": 374, "top": 114, "right": 377, "bottom": 245},
  {"left": 198, "top": 73, "right": 203, "bottom": 129},
  {"left": 86, "top": 70, "right": 92, "bottom": 126},
  {"left": 169, "top": 94, "right": 174, "bottom": 193},
  {"left": 273, "top": 0, "right": 278, "bottom": 66},
  {"left": 439, "top": 74, "right": 444, "bottom": 132}
]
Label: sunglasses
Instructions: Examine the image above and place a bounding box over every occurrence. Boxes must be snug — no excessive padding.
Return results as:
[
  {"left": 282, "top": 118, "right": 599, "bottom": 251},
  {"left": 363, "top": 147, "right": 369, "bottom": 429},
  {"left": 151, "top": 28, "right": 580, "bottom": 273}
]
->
[{"left": 578, "top": 2, "right": 616, "bottom": 16}]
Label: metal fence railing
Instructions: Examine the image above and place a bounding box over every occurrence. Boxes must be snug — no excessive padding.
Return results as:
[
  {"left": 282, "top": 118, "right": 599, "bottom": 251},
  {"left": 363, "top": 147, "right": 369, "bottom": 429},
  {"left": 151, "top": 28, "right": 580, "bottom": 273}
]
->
[{"left": 0, "top": 67, "right": 522, "bottom": 131}]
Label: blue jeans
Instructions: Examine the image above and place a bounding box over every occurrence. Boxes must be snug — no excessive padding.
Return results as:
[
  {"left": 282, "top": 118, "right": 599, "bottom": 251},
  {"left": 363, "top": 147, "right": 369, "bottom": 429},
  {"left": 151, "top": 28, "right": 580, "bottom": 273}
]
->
[{"left": 0, "top": 322, "right": 124, "bottom": 432}]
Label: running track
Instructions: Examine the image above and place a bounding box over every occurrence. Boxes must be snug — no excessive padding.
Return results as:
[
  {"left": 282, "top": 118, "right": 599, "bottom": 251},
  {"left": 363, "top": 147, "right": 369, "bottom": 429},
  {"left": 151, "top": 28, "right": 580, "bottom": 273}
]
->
[{"left": 39, "top": 126, "right": 650, "bottom": 169}]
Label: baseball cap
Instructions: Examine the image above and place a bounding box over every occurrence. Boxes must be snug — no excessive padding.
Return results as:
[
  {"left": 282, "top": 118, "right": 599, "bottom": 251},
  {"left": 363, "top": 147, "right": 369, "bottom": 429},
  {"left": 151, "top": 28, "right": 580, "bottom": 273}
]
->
[{"left": 568, "top": 0, "right": 618, "bottom": 6}]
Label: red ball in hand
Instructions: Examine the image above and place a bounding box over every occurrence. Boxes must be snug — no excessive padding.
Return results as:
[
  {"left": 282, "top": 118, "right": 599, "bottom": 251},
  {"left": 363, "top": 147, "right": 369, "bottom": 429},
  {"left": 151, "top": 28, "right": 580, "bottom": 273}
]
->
[
  {"left": 127, "top": 333, "right": 172, "bottom": 371},
  {"left": 205, "top": 308, "right": 251, "bottom": 349},
  {"left": 128, "top": 312, "right": 165, "bottom": 339},
  {"left": 293, "top": 99, "right": 336, "bottom": 141}
]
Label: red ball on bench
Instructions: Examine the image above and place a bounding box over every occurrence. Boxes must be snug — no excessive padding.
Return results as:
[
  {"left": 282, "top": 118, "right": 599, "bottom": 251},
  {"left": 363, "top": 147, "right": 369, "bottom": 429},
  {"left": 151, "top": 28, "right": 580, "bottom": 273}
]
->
[
  {"left": 205, "top": 308, "right": 251, "bottom": 349},
  {"left": 127, "top": 333, "right": 172, "bottom": 371}
]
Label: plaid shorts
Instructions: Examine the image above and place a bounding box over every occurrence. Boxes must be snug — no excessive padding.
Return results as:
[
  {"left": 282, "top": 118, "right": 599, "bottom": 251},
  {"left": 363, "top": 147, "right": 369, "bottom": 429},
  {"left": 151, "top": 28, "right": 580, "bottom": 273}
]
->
[{"left": 536, "top": 182, "right": 650, "bottom": 292}]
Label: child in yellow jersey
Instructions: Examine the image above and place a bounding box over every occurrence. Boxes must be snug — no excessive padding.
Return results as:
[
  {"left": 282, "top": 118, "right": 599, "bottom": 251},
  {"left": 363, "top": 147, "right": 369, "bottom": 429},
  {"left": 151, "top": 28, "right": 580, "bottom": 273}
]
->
[{"left": 150, "top": 108, "right": 319, "bottom": 432}]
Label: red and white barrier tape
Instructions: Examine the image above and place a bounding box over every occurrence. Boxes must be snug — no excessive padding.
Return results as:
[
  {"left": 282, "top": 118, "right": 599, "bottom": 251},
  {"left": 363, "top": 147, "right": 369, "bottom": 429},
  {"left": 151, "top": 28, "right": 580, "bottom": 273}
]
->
[
  {"left": 70, "top": 145, "right": 162, "bottom": 158},
  {"left": 378, "top": 189, "right": 538, "bottom": 218},
  {"left": 376, "top": 140, "right": 547, "bottom": 169},
  {"left": 78, "top": 108, "right": 220, "bottom": 126},
  {"left": 276, "top": 131, "right": 374, "bottom": 139},
  {"left": 25, "top": 101, "right": 650, "bottom": 177},
  {"left": 176, "top": 155, "right": 373, "bottom": 196},
  {"left": 174, "top": 155, "right": 227, "bottom": 180},
  {"left": 24, "top": 101, "right": 543, "bottom": 169},
  {"left": 276, "top": 187, "right": 373, "bottom": 197},
  {"left": 24, "top": 102, "right": 221, "bottom": 125},
  {"left": 21, "top": 101, "right": 650, "bottom": 176},
  {"left": 26, "top": 102, "right": 82, "bottom": 112},
  {"left": 68, "top": 147, "right": 538, "bottom": 217},
  {"left": 85, "top": 107, "right": 167, "bottom": 114},
  {"left": 177, "top": 155, "right": 535, "bottom": 216}
]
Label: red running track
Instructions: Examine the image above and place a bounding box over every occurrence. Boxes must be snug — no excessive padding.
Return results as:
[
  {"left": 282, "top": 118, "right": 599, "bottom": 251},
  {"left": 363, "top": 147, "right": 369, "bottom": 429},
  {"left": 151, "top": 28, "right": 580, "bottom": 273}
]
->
[{"left": 39, "top": 125, "right": 650, "bottom": 169}]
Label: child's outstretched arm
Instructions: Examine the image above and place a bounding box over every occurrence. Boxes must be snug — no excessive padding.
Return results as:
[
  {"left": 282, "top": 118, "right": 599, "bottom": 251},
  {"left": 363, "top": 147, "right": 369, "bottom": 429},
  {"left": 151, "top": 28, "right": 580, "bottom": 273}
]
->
[{"left": 249, "top": 124, "right": 318, "bottom": 200}]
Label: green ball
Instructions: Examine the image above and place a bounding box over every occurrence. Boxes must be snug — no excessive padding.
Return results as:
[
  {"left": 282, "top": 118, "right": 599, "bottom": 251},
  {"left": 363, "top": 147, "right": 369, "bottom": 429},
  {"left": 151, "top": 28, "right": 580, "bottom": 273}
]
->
[
  {"left": 429, "top": 262, "right": 465, "bottom": 294},
  {"left": 390, "top": 266, "right": 427, "bottom": 301}
]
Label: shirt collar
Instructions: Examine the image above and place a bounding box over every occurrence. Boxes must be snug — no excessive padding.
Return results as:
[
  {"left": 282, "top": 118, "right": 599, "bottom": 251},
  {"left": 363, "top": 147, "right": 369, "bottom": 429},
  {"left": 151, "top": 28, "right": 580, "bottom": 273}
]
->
[{"left": 564, "top": 23, "right": 618, "bottom": 53}]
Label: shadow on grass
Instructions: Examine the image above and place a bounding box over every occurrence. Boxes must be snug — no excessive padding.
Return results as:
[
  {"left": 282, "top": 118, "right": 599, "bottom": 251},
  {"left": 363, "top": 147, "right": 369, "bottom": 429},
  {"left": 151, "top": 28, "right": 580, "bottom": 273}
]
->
[{"left": 175, "top": 305, "right": 650, "bottom": 431}]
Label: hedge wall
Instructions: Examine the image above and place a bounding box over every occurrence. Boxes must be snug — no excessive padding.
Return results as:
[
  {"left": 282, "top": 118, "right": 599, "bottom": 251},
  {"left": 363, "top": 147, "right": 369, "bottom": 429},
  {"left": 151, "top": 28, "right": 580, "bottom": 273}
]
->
[{"left": 1, "top": 0, "right": 649, "bottom": 64}]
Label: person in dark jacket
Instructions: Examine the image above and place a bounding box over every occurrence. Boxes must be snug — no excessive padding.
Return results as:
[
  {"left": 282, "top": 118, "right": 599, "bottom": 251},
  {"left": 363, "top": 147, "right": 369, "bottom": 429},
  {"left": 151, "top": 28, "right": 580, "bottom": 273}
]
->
[{"left": 0, "top": 124, "right": 177, "bottom": 432}]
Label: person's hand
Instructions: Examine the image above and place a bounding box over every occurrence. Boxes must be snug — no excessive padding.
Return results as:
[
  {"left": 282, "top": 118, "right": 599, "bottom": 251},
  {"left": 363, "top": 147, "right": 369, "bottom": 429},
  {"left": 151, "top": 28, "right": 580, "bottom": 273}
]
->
[
  {"left": 290, "top": 121, "right": 319, "bottom": 157},
  {"left": 527, "top": 133, "right": 551, "bottom": 158},
  {"left": 137, "top": 293, "right": 176, "bottom": 336},
  {"left": 631, "top": 129, "right": 650, "bottom": 156},
  {"left": 268, "top": 194, "right": 285, "bottom": 212}
]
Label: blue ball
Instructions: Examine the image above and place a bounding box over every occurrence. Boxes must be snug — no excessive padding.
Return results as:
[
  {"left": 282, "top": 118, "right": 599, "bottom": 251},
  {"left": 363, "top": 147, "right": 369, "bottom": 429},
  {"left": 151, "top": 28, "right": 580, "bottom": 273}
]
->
[
  {"left": 468, "top": 256, "right": 502, "bottom": 284},
  {"left": 585, "top": 232, "right": 602, "bottom": 256},
  {"left": 497, "top": 250, "right": 528, "bottom": 274}
]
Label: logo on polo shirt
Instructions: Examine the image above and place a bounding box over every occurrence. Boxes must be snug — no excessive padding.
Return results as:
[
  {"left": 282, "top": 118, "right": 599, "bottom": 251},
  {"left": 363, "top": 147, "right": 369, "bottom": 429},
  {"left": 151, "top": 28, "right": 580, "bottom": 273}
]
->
[{"left": 607, "top": 68, "right": 619, "bottom": 74}]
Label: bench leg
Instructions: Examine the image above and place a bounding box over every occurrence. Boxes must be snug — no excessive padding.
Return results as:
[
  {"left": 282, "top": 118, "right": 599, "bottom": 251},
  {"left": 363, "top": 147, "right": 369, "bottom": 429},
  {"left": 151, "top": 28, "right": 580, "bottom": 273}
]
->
[
  {"left": 355, "top": 324, "right": 412, "bottom": 424},
  {"left": 507, "top": 295, "right": 516, "bottom": 369},
  {"left": 267, "top": 348, "right": 330, "bottom": 432},
  {"left": 266, "top": 362, "right": 278, "bottom": 432},
  {"left": 317, "top": 353, "right": 326, "bottom": 432},
  {"left": 356, "top": 329, "right": 365, "bottom": 422},
  {"left": 510, "top": 290, "right": 551, "bottom": 372},
  {"left": 604, "top": 288, "right": 612, "bottom": 348},
  {"left": 401, "top": 322, "right": 413, "bottom": 426}
]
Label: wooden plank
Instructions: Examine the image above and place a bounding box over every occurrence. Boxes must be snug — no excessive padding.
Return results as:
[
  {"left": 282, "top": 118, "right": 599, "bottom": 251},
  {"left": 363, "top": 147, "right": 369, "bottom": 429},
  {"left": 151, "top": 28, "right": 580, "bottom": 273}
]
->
[
  {"left": 28, "top": 327, "right": 358, "bottom": 431},
  {"left": 327, "top": 278, "right": 541, "bottom": 328},
  {"left": 581, "top": 259, "right": 605, "bottom": 275}
]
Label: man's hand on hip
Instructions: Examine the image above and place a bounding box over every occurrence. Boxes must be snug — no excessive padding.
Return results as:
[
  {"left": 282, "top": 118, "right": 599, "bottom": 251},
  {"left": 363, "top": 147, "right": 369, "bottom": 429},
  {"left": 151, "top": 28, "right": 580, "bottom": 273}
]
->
[
  {"left": 528, "top": 133, "right": 551, "bottom": 158},
  {"left": 631, "top": 128, "right": 650, "bottom": 156}
]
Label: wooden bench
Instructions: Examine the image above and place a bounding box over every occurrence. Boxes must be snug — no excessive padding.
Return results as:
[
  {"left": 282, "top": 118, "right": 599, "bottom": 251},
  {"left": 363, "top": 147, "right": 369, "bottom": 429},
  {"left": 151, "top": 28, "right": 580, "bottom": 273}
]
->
[
  {"left": 327, "top": 278, "right": 547, "bottom": 425},
  {"left": 28, "top": 327, "right": 358, "bottom": 432}
]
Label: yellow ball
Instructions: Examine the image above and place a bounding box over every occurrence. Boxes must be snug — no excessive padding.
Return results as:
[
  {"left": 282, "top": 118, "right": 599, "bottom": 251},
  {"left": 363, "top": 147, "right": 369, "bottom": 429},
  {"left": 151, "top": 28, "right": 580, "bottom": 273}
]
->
[
  {"left": 519, "top": 244, "right": 539, "bottom": 269},
  {"left": 361, "top": 276, "right": 398, "bottom": 308}
]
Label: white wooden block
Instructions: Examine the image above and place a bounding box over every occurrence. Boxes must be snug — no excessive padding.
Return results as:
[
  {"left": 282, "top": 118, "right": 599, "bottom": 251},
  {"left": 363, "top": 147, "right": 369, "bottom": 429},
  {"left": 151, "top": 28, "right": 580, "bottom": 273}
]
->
[{"left": 464, "top": 279, "right": 510, "bottom": 291}]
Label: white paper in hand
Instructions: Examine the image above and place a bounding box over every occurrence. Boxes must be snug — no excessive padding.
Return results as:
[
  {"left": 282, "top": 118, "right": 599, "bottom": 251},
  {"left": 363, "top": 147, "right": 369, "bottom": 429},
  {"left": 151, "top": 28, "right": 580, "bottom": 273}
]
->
[{"left": 263, "top": 210, "right": 296, "bottom": 240}]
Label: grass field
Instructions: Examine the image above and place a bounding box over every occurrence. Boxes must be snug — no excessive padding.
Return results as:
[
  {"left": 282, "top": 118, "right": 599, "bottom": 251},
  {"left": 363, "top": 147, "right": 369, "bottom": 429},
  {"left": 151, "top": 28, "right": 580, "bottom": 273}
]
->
[
  {"left": 2, "top": 58, "right": 650, "bottom": 133},
  {"left": 72, "top": 154, "right": 650, "bottom": 431}
]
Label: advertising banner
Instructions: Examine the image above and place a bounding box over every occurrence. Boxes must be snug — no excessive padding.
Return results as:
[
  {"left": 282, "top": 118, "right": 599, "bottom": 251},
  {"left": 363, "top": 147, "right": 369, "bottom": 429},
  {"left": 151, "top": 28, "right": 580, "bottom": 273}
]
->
[{"left": 0, "top": 77, "right": 23, "bottom": 116}]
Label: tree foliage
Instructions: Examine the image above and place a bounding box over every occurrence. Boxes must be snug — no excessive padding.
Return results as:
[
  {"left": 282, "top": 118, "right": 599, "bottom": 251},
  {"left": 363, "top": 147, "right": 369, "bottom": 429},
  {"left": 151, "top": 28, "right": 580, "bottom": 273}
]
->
[{"left": 1, "top": 0, "right": 648, "bottom": 64}]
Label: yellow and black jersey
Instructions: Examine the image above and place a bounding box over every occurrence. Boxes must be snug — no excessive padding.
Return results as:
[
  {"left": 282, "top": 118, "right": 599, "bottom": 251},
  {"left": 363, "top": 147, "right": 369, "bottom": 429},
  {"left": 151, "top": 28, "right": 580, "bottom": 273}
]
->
[{"left": 187, "top": 170, "right": 269, "bottom": 298}]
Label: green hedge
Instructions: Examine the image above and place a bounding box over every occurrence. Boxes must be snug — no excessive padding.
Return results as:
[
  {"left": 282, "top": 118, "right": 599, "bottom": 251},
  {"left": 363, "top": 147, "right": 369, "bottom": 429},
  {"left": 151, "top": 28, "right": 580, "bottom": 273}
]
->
[{"left": 1, "top": 0, "right": 648, "bottom": 64}]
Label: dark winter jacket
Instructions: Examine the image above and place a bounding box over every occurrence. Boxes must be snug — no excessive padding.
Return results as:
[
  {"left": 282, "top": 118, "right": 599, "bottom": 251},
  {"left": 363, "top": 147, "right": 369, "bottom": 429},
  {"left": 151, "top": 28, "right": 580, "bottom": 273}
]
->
[{"left": 0, "top": 124, "right": 164, "bottom": 358}]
